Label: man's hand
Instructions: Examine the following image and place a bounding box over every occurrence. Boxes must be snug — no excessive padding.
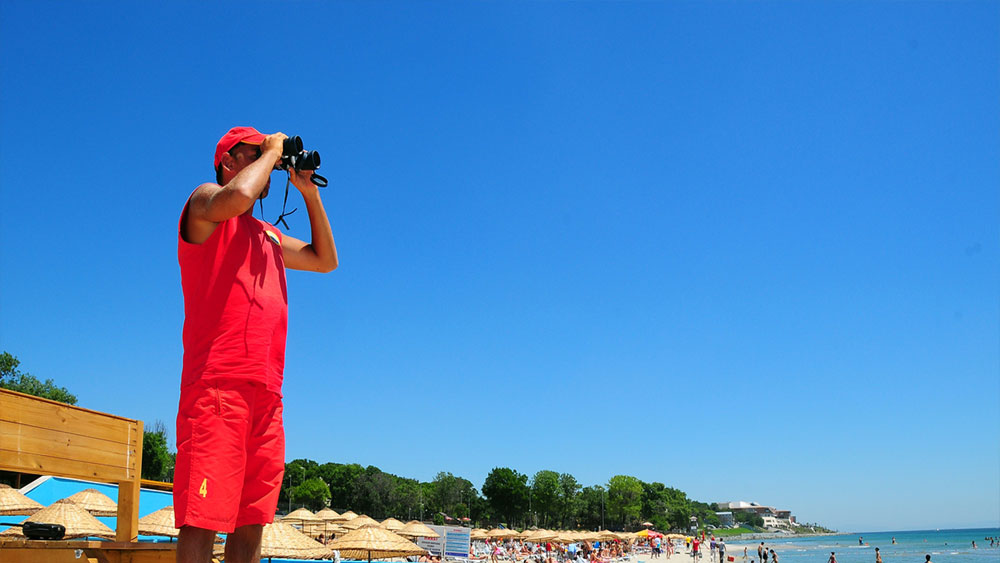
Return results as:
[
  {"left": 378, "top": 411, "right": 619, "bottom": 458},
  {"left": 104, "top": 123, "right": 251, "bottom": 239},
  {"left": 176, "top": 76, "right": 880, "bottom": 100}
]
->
[
  {"left": 288, "top": 167, "right": 320, "bottom": 195},
  {"left": 261, "top": 132, "right": 287, "bottom": 164}
]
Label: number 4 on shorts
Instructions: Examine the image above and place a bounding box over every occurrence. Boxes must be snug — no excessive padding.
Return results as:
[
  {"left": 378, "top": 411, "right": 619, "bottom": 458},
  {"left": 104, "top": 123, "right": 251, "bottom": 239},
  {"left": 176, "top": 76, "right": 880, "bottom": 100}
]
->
[{"left": 199, "top": 478, "right": 208, "bottom": 498}]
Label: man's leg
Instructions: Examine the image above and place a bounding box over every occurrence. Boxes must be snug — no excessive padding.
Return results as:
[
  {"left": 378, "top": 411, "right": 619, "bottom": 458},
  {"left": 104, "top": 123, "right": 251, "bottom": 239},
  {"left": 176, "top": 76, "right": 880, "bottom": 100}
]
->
[
  {"left": 178, "top": 526, "right": 218, "bottom": 563},
  {"left": 225, "top": 524, "right": 264, "bottom": 563}
]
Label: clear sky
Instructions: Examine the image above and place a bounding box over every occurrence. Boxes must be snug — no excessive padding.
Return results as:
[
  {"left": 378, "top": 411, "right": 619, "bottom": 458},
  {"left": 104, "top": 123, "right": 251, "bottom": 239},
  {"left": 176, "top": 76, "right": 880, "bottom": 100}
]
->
[{"left": 1, "top": 1, "right": 997, "bottom": 533}]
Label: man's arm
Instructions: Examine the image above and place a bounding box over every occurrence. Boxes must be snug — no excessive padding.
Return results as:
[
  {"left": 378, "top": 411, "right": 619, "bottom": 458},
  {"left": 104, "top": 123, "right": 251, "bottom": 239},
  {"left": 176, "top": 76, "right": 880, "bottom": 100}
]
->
[
  {"left": 183, "top": 133, "right": 286, "bottom": 244},
  {"left": 281, "top": 168, "right": 338, "bottom": 273}
]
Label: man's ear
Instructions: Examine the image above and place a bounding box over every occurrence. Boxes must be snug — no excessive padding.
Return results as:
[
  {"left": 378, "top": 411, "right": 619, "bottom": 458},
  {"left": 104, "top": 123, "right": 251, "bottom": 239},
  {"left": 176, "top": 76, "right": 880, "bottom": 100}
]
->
[{"left": 220, "top": 151, "right": 236, "bottom": 173}]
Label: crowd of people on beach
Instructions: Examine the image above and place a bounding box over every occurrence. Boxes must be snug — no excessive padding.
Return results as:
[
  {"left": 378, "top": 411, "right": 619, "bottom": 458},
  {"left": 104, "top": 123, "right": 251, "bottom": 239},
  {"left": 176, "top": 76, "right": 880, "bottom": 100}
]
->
[{"left": 472, "top": 533, "right": 747, "bottom": 563}]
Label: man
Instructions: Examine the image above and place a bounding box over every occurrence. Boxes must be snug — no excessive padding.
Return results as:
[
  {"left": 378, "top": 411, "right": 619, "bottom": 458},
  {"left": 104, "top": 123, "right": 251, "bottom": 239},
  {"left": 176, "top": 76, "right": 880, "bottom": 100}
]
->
[
  {"left": 718, "top": 538, "right": 726, "bottom": 563},
  {"left": 175, "top": 126, "right": 337, "bottom": 563},
  {"left": 757, "top": 543, "right": 764, "bottom": 563}
]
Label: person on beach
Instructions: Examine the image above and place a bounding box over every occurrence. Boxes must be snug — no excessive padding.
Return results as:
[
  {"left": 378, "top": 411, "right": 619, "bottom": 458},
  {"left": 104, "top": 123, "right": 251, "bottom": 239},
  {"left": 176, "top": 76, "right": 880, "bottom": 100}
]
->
[
  {"left": 757, "top": 543, "right": 764, "bottom": 562},
  {"left": 692, "top": 538, "right": 700, "bottom": 560},
  {"left": 924, "top": 555, "right": 932, "bottom": 563},
  {"left": 875, "top": 547, "right": 881, "bottom": 563},
  {"left": 718, "top": 539, "right": 726, "bottom": 563},
  {"left": 828, "top": 552, "right": 836, "bottom": 563},
  {"left": 175, "top": 126, "right": 337, "bottom": 563},
  {"left": 762, "top": 547, "right": 768, "bottom": 563},
  {"left": 769, "top": 549, "right": 777, "bottom": 563}
]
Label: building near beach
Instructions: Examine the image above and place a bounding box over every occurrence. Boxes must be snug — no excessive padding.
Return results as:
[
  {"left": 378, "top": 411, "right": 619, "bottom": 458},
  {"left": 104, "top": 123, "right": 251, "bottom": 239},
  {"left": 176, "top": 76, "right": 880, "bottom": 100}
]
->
[{"left": 714, "top": 501, "right": 796, "bottom": 528}]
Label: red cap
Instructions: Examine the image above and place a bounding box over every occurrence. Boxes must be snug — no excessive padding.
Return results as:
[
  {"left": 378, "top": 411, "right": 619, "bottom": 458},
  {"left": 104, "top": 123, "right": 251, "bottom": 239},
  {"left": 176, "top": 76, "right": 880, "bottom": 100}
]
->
[{"left": 214, "top": 126, "right": 266, "bottom": 168}]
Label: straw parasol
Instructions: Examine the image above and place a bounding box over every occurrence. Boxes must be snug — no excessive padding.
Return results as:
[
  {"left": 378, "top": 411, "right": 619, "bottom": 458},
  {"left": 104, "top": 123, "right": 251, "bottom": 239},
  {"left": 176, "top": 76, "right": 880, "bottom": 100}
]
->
[
  {"left": 0, "top": 484, "right": 44, "bottom": 515},
  {"left": 398, "top": 520, "right": 440, "bottom": 539},
  {"left": 522, "top": 529, "right": 557, "bottom": 542},
  {"left": 597, "top": 530, "right": 618, "bottom": 541},
  {"left": 339, "top": 510, "right": 359, "bottom": 521},
  {"left": 315, "top": 507, "right": 342, "bottom": 522},
  {"left": 330, "top": 523, "right": 428, "bottom": 563},
  {"left": 0, "top": 498, "right": 114, "bottom": 539},
  {"left": 471, "top": 528, "right": 489, "bottom": 540},
  {"left": 381, "top": 517, "right": 405, "bottom": 531},
  {"left": 257, "top": 521, "right": 333, "bottom": 560},
  {"left": 138, "top": 505, "right": 179, "bottom": 537},
  {"left": 283, "top": 507, "right": 321, "bottom": 524},
  {"left": 343, "top": 514, "right": 381, "bottom": 530},
  {"left": 61, "top": 488, "right": 118, "bottom": 517}
]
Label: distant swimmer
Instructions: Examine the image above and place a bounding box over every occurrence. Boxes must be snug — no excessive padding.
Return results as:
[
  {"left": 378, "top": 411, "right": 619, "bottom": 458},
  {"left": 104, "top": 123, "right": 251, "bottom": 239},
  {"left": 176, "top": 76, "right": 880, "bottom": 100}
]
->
[
  {"left": 875, "top": 547, "right": 881, "bottom": 563},
  {"left": 891, "top": 538, "right": 896, "bottom": 545},
  {"left": 828, "top": 552, "right": 837, "bottom": 563},
  {"left": 971, "top": 541, "right": 976, "bottom": 549},
  {"left": 859, "top": 537, "right": 864, "bottom": 546},
  {"left": 924, "top": 555, "right": 932, "bottom": 563}
]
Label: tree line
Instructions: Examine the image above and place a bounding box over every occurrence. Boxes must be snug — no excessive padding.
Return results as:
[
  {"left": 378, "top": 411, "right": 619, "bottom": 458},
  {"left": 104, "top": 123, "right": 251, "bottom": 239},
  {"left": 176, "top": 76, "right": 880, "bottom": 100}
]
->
[
  {"left": 281, "top": 459, "right": 722, "bottom": 532},
  {"left": 0, "top": 351, "right": 725, "bottom": 532}
]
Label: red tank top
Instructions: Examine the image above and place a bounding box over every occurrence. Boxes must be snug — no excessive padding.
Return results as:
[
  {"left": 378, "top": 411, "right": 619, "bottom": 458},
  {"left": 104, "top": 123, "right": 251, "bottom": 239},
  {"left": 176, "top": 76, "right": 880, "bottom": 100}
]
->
[{"left": 178, "top": 200, "right": 288, "bottom": 394}]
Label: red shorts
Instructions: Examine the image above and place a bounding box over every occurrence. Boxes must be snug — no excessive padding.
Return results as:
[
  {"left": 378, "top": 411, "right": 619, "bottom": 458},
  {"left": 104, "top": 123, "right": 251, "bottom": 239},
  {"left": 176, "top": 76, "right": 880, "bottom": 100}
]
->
[{"left": 173, "top": 379, "right": 285, "bottom": 532}]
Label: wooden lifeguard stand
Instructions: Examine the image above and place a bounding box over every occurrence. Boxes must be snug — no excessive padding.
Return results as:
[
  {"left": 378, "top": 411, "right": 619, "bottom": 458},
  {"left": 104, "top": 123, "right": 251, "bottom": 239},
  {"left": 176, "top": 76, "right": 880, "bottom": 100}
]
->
[{"left": 0, "top": 388, "right": 178, "bottom": 562}]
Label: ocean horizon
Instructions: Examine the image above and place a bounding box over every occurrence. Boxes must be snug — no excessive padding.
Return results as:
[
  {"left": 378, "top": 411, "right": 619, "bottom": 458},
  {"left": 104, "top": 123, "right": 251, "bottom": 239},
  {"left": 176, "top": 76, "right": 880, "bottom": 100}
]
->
[{"left": 722, "top": 527, "right": 1000, "bottom": 563}]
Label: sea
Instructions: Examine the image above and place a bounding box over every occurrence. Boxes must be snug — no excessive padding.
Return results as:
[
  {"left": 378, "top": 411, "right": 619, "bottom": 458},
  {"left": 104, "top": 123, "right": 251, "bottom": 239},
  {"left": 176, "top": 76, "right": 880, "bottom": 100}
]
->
[{"left": 723, "top": 529, "right": 1000, "bottom": 563}]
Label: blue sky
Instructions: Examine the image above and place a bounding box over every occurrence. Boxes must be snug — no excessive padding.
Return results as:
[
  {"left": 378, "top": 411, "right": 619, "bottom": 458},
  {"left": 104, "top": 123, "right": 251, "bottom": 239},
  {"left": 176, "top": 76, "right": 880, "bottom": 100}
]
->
[{"left": 1, "top": 1, "right": 997, "bottom": 533}]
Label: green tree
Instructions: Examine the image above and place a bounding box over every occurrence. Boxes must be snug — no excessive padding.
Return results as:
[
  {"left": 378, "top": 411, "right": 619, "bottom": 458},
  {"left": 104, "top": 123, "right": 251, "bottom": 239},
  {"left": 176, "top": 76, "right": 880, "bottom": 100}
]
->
[
  {"left": 141, "top": 420, "right": 174, "bottom": 482},
  {"left": 318, "top": 462, "right": 364, "bottom": 510},
  {"left": 607, "top": 475, "right": 642, "bottom": 529},
  {"left": 481, "top": 467, "right": 528, "bottom": 525},
  {"left": 0, "top": 352, "right": 77, "bottom": 405},
  {"left": 291, "top": 477, "right": 331, "bottom": 511},
  {"left": 557, "top": 473, "right": 581, "bottom": 528},
  {"left": 530, "top": 470, "right": 560, "bottom": 527},
  {"left": 577, "top": 485, "right": 606, "bottom": 530}
]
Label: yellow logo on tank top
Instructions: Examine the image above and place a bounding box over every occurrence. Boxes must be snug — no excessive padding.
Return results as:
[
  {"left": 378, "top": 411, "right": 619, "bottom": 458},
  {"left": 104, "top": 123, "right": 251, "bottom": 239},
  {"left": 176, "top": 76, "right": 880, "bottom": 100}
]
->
[{"left": 265, "top": 230, "right": 280, "bottom": 246}]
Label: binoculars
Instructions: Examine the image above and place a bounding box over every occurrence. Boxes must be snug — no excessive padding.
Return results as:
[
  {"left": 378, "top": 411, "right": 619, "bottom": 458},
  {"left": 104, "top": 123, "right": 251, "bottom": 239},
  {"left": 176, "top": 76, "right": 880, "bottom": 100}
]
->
[{"left": 279, "top": 136, "right": 328, "bottom": 187}]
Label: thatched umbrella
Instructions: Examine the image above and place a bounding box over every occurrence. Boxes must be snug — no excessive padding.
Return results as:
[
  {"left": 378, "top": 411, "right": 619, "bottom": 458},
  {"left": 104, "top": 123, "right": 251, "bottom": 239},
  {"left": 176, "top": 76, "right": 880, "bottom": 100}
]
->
[
  {"left": 471, "top": 528, "right": 489, "bottom": 540},
  {"left": 486, "top": 528, "right": 517, "bottom": 539},
  {"left": 315, "top": 507, "right": 341, "bottom": 522},
  {"left": 398, "top": 520, "right": 440, "bottom": 539},
  {"left": 0, "top": 499, "right": 114, "bottom": 539},
  {"left": 282, "top": 507, "right": 325, "bottom": 535},
  {"left": 330, "top": 523, "right": 427, "bottom": 563},
  {"left": 313, "top": 507, "right": 343, "bottom": 539},
  {"left": 597, "top": 530, "right": 618, "bottom": 541},
  {"left": 342, "top": 514, "right": 380, "bottom": 530},
  {"left": 61, "top": 488, "right": 118, "bottom": 517},
  {"left": 138, "top": 505, "right": 179, "bottom": 538},
  {"left": 523, "top": 529, "right": 558, "bottom": 542},
  {"left": 339, "top": 510, "right": 359, "bottom": 521},
  {"left": 218, "top": 521, "right": 329, "bottom": 561},
  {"left": 381, "top": 517, "right": 405, "bottom": 531},
  {"left": 0, "top": 484, "right": 43, "bottom": 515}
]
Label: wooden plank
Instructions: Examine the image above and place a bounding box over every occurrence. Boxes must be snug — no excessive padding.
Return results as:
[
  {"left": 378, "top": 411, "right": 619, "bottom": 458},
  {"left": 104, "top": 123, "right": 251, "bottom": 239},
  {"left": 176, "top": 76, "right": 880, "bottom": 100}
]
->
[
  {"left": 0, "top": 396, "right": 135, "bottom": 445},
  {"left": 0, "top": 548, "right": 100, "bottom": 563},
  {"left": 0, "top": 424, "right": 137, "bottom": 470},
  {"left": 115, "top": 421, "right": 142, "bottom": 543},
  {"left": 0, "top": 449, "right": 134, "bottom": 481},
  {"left": 0, "top": 389, "right": 139, "bottom": 423},
  {"left": 0, "top": 420, "right": 132, "bottom": 453}
]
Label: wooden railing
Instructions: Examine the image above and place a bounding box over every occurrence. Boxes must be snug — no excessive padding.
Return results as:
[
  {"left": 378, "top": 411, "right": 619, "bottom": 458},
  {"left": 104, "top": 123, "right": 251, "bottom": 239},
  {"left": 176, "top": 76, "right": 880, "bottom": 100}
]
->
[{"left": 0, "top": 388, "right": 143, "bottom": 542}]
